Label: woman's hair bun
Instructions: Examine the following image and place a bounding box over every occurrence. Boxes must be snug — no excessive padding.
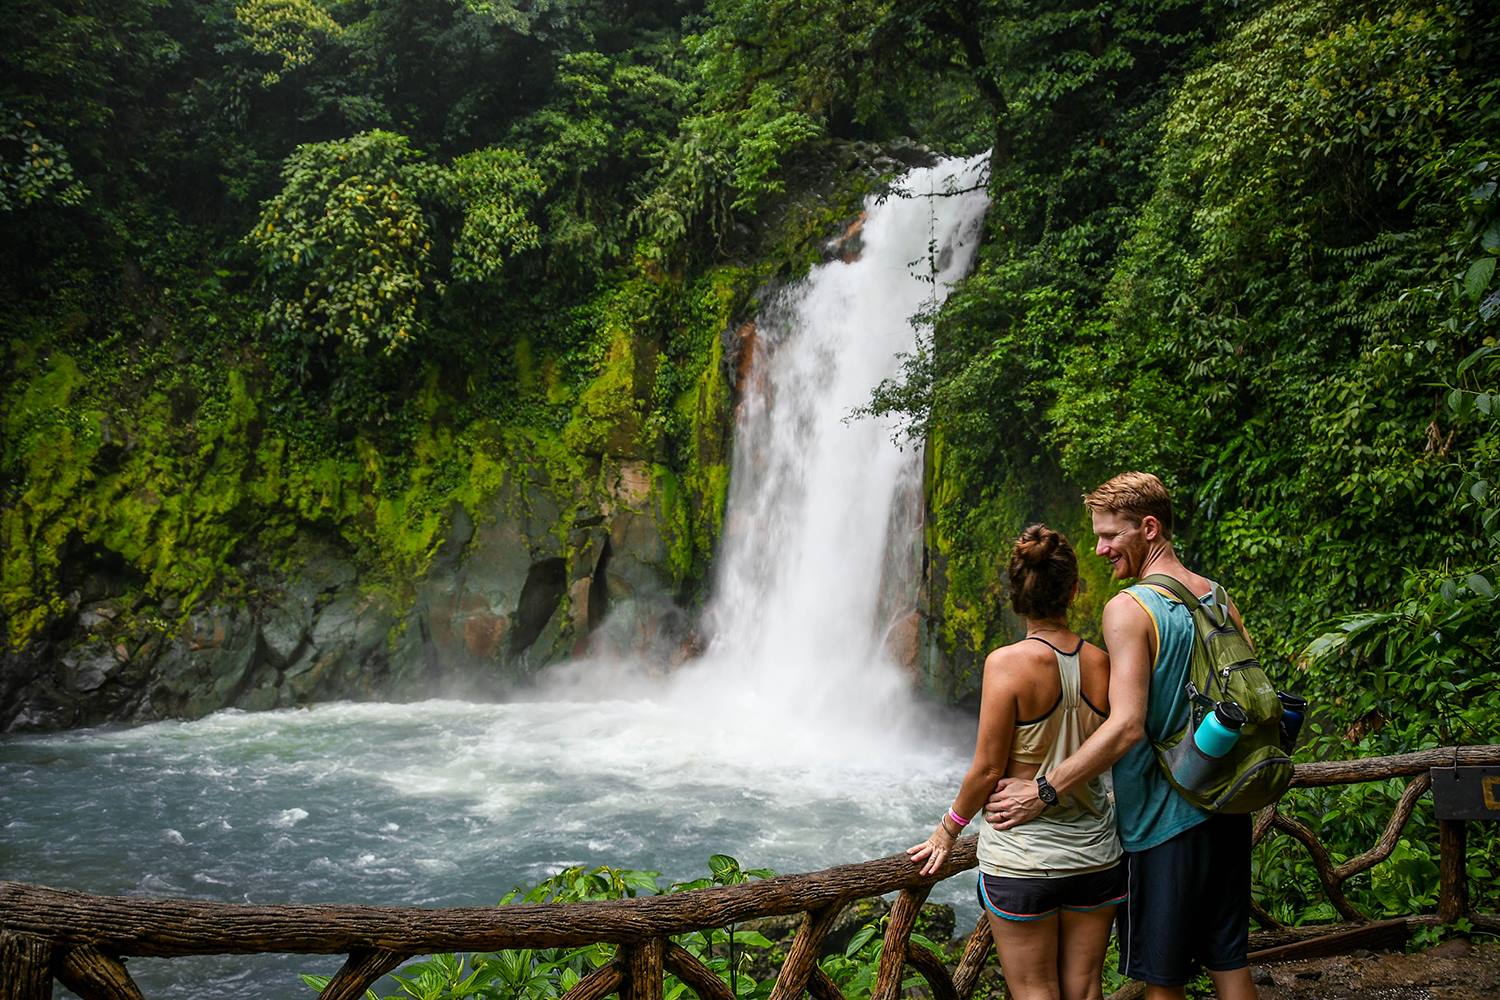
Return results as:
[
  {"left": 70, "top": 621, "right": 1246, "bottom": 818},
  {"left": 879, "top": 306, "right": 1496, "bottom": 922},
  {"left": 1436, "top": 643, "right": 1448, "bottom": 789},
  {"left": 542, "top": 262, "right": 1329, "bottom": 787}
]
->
[
  {"left": 1007, "top": 523, "right": 1077, "bottom": 620},
  {"left": 1014, "top": 524, "right": 1061, "bottom": 566}
]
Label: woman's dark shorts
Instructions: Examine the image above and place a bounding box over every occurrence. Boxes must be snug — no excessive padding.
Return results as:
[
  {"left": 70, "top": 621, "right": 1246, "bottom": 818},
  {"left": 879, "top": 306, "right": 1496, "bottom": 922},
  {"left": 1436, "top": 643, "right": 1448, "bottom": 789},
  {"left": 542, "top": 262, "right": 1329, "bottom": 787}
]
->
[{"left": 976, "top": 861, "right": 1128, "bottom": 921}]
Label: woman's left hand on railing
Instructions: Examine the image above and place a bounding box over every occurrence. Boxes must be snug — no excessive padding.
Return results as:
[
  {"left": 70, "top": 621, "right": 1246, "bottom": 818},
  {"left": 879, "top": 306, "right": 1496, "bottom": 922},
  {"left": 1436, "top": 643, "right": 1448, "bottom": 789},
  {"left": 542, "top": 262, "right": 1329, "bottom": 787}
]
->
[{"left": 907, "top": 821, "right": 959, "bottom": 878}]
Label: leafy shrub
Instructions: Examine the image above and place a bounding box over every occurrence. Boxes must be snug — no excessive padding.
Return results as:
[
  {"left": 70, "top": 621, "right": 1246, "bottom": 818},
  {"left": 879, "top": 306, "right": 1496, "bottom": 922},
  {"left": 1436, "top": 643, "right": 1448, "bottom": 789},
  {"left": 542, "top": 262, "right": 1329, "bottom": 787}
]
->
[{"left": 249, "top": 130, "right": 541, "bottom": 363}]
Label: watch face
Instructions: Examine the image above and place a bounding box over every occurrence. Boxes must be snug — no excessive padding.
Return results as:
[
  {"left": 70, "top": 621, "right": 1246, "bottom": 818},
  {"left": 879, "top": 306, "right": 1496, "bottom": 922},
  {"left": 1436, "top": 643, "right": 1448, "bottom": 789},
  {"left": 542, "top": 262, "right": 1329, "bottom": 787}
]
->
[{"left": 1038, "top": 778, "right": 1058, "bottom": 804}]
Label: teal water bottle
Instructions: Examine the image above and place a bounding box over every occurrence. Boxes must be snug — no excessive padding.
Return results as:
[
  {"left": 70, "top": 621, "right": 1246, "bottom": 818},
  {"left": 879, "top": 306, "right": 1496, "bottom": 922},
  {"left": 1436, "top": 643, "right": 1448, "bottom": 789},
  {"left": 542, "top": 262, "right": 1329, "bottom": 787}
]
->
[
  {"left": 1172, "top": 700, "right": 1249, "bottom": 794},
  {"left": 1194, "top": 700, "right": 1247, "bottom": 757}
]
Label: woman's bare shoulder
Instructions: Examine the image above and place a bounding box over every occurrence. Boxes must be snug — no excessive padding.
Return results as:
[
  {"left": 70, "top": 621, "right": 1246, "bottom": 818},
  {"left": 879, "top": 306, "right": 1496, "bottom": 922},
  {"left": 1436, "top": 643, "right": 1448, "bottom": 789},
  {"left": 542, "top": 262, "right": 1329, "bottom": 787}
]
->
[{"left": 983, "top": 640, "right": 1052, "bottom": 680}]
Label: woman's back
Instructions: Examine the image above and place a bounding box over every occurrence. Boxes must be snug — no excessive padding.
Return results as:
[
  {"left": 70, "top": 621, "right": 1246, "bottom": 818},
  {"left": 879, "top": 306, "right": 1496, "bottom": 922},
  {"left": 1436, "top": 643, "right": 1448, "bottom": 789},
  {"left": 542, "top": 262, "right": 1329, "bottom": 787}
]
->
[
  {"left": 977, "top": 635, "right": 1120, "bottom": 878},
  {"left": 1002, "top": 634, "right": 1110, "bottom": 777}
]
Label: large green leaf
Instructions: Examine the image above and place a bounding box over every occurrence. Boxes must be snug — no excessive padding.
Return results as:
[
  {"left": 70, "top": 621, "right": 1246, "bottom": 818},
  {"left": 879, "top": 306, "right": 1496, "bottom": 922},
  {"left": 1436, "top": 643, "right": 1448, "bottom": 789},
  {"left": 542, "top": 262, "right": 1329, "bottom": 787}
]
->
[
  {"left": 707, "top": 854, "right": 741, "bottom": 883},
  {"left": 1463, "top": 256, "right": 1496, "bottom": 300}
]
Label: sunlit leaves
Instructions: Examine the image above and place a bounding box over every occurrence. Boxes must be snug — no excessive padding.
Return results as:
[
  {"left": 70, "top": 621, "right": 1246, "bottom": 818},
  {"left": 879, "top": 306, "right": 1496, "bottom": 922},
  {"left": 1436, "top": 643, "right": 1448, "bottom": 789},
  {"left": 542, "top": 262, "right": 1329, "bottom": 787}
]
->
[
  {"left": 0, "top": 110, "right": 88, "bottom": 211},
  {"left": 450, "top": 147, "right": 544, "bottom": 285},
  {"left": 249, "top": 130, "right": 543, "bottom": 360},
  {"left": 250, "top": 130, "right": 442, "bottom": 355},
  {"left": 233, "top": 0, "right": 342, "bottom": 86},
  {"left": 459, "top": 0, "right": 564, "bottom": 35}
]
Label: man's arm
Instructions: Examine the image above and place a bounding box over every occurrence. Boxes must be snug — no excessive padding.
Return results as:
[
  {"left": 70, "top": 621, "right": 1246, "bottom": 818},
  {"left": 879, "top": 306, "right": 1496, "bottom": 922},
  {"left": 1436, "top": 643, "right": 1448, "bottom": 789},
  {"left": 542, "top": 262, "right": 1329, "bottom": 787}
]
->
[{"left": 986, "top": 592, "right": 1153, "bottom": 829}]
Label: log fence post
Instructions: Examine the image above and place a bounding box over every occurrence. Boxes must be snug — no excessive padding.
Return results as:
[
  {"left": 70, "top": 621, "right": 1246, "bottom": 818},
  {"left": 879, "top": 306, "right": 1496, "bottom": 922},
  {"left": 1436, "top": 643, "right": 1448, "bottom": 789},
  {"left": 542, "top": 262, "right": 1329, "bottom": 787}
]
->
[
  {"left": 949, "top": 914, "right": 992, "bottom": 998},
  {"left": 559, "top": 962, "right": 625, "bottom": 1000},
  {"left": 664, "top": 942, "right": 735, "bottom": 1000},
  {"left": 0, "top": 930, "right": 54, "bottom": 1000},
  {"left": 622, "top": 937, "right": 665, "bottom": 1000},
  {"left": 903, "top": 939, "right": 959, "bottom": 1000},
  {"left": 768, "top": 905, "right": 845, "bottom": 1000},
  {"left": 807, "top": 966, "right": 848, "bottom": 1000},
  {"left": 319, "top": 948, "right": 407, "bottom": 1000},
  {"left": 870, "top": 885, "right": 930, "bottom": 1000},
  {"left": 55, "top": 945, "right": 146, "bottom": 1000},
  {"left": 1437, "top": 819, "right": 1469, "bottom": 924}
]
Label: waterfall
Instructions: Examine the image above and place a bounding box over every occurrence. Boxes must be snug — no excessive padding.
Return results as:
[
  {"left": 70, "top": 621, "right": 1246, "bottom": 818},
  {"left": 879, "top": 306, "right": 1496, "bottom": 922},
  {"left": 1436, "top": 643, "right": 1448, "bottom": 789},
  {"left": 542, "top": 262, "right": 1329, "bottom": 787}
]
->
[{"left": 645, "top": 152, "right": 991, "bottom": 764}]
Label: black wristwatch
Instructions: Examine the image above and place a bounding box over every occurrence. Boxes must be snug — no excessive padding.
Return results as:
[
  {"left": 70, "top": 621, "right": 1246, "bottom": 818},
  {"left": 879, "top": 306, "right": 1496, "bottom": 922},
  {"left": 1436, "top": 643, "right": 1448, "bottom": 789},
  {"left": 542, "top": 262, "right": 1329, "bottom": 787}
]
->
[{"left": 1036, "top": 774, "right": 1059, "bottom": 808}]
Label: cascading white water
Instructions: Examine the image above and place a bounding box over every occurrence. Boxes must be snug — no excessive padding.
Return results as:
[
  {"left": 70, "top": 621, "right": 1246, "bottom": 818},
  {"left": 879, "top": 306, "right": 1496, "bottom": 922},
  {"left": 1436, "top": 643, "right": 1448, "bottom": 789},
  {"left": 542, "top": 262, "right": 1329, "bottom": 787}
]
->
[{"left": 646, "top": 152, "right": 992, "bottom": 760}]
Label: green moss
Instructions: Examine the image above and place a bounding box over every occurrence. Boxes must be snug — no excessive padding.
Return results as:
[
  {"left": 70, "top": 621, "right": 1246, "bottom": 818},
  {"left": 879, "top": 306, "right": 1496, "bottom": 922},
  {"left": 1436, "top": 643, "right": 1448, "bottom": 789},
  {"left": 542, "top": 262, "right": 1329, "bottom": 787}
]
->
[
  {"left": 0, "top": 145, "right": 873, "bottom": 653},
  {"left": 514, "top": 336, "right": 536, "bottom": 395},
  {"left": 2, "top": 356, "right": 272, "bottom": 645},
  {"left": 562, "top": 329, "right": 639, "bottom": 457},
  {"left": 652, "top": 463, "right": 689, "bottom": 581},
  {"left": 1, "top": 367, "right": 100, "bottom": 641}
]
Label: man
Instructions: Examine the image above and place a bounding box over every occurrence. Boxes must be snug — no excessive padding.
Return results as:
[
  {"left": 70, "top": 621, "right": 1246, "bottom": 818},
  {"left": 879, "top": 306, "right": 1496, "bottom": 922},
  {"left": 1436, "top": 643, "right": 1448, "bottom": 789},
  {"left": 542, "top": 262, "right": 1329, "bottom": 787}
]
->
[{"left": 987, "top": 471, "right": 1258, "bottom": 1000}]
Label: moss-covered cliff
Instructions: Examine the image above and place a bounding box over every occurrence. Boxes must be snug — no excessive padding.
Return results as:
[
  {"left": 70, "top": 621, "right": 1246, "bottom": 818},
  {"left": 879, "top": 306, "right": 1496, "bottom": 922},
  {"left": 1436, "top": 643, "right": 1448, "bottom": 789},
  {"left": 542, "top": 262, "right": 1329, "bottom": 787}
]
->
[{"left": 0, "top": 136, "right": 903, "bottom": 732}]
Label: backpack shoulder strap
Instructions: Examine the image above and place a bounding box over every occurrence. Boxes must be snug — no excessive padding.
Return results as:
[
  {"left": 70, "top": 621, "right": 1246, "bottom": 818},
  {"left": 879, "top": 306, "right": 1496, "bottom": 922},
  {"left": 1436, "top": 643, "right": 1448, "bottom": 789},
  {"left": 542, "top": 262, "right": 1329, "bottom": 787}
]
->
[
  {"left": 1207, "top": 583, "right": 1233, "bottom": 629},
  {"left": 1140, "top": 573, "right": 1235, "bottom": 629},
  {"left": 1139, "top": 573, "right": 1199, "bottom": 610}
]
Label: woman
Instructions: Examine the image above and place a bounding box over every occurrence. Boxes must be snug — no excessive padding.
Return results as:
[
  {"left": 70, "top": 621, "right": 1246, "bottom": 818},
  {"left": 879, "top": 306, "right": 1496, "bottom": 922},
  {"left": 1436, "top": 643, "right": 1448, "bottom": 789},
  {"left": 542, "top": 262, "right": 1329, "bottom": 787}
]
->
[{"left": 908, "top": 524, "right": 1124, "bottom": 1000}]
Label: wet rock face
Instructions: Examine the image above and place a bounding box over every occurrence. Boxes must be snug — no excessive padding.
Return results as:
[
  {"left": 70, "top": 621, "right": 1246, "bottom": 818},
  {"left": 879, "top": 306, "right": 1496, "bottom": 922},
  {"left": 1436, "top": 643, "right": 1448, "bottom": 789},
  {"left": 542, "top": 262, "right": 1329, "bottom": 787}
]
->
[{"left": 0, "top": 465, "right": 691, "bottom": 734}]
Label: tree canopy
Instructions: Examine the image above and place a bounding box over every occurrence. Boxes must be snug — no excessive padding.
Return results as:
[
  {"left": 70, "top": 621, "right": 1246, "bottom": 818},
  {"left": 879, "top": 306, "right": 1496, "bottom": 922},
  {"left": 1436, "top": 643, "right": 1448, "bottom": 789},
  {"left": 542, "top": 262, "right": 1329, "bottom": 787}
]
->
[{"left": 2, "top": 0, "right": 1496, "bottom": 780}]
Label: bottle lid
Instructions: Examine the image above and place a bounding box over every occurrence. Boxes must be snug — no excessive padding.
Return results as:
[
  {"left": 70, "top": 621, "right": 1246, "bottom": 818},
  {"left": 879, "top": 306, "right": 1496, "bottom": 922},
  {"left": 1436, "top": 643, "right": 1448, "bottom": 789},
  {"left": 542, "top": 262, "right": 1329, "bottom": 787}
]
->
[
  {"left": 1214, "top": 700, "right": 1248, "bottom": 729},
  {"left": 1277, "top": 691, "right": 1307, "bottom": 711}
]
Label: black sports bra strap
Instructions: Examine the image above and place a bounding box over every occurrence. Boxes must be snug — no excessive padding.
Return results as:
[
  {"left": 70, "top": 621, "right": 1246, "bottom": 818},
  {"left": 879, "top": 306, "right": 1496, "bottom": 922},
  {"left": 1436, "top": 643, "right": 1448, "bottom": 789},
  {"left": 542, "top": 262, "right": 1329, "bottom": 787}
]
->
[{"left": 1024, "top": 635, "right": 1085, "bottom": 656}]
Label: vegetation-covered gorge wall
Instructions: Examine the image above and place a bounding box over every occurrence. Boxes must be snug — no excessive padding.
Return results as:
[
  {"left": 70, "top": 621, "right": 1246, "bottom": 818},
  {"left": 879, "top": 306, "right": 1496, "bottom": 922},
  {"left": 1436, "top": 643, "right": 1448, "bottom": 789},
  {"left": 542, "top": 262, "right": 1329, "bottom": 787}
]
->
[
  {"left": 1, "top": 163, "right": 896, "bottom": 732},
  {"left": 0, "top": 272, "right": 722, "bottom": 730},
  {"left": 1, "top": 0, "right": 920, "bottom": 732},
  {"left": 903, "top": 0, "right": 1500, "bottom": 761}
]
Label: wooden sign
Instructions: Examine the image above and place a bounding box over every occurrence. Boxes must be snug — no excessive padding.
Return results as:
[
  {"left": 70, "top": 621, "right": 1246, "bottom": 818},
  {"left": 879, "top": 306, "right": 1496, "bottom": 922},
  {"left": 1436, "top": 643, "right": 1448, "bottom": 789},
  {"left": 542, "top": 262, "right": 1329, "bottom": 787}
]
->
[{"left": 1431, "top": 766, "right": 1500, "bottom": 820}]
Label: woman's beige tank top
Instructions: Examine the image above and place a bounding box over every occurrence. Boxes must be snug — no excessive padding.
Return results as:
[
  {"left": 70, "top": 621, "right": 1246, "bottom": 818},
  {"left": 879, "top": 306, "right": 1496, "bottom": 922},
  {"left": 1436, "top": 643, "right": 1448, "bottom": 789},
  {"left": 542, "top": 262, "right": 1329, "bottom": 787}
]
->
[{"left": 976, "top": 638, "right": 1122, "bottom": 878}]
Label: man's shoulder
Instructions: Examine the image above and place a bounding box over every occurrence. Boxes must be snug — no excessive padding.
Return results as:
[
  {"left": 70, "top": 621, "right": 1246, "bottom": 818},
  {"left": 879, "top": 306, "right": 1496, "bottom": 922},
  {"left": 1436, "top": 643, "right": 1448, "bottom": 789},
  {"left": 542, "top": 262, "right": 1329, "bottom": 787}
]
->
[
  {"left": 1101, "top": 588, "right": 1155, "bottom": 641},
  {"left": 1104, "top": 586, "right": 1154, "bottom": 614}
]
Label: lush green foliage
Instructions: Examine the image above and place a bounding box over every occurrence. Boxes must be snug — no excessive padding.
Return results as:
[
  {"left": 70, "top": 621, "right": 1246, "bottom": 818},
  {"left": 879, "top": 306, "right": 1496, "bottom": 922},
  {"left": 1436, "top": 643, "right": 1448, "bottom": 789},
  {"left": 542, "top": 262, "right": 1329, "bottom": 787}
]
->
[
  {"left": 860, "top": 0, "right": 1500, "bottom": 924},
  {"left": 249, "top": 130, "right": 542, "bottom": 358},
  {"left": 1, "top": 0, "right": 882, "bottom": 648},
  {"left": 857, "top": 0, "right": 1500, "bottom": 735},
  {"left": 5, "top": 0, "right": 1499, "bottom": 935}
]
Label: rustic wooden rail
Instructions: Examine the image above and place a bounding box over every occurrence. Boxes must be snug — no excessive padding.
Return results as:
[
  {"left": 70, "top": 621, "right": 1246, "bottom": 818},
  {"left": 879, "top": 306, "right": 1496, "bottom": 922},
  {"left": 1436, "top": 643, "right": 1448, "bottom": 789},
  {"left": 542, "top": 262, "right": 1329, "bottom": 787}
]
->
[
  {"left": 1250, "top": 744, "right": 1500, "bottom": 933},
  {"left": 2, "top": 745, "right": 1497, "bottom": 1000}
]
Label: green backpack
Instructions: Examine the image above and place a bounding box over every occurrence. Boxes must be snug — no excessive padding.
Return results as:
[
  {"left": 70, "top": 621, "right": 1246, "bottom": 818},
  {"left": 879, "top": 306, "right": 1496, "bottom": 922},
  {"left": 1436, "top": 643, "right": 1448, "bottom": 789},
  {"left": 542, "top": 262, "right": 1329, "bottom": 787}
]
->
[{"left": 1139, "top": 574, "right": 1294, "bottom": 814}]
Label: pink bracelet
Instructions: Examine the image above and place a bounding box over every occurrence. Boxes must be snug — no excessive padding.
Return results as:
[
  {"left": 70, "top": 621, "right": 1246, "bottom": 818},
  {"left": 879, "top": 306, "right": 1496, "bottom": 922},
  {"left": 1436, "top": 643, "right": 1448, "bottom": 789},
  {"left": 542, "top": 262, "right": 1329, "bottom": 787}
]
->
[{"left": 947, "top": 808, "right": 970, "bottom": 828}]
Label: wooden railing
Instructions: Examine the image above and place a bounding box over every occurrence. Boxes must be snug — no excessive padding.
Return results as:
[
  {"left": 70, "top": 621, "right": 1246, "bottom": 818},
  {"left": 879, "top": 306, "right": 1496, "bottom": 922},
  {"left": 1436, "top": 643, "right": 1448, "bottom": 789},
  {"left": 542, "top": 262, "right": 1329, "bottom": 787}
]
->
[
  {"left": 1242, "top": 744, "right": 1500, "bottom": 962},
  {"left": 0, "top": 844, "right": 991, "bottom": 1000},
  {"left": 2, "top": 745, "right": 1497, "bottom": 1000}
]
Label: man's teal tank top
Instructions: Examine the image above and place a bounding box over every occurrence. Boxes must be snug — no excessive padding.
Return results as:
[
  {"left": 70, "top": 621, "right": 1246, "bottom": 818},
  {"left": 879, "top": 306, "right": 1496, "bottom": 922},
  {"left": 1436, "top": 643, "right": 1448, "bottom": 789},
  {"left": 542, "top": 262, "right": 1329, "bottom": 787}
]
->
[{"left": 1110, "top": 582, "right": 1212, "bottom": 852}]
